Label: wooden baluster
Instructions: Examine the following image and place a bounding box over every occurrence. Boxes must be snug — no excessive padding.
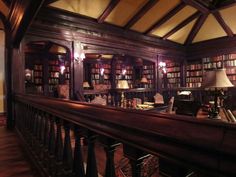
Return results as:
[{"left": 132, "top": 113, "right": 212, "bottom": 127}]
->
[
  {"left": 42, "top": 113, "right": 49, "bottom": 168},
  {"left": 48, "top": 115, "right": 56, "bottom": 175},
  {"left": 123, "top": 145, "right": 149, "bottom": 177},
  {"left": 55, "top": 118, "right": 63, "bottom": 176},
  {"left": 86, "top": 132, "right": 98, "bottom": 177},
  {"left": 63, "top": 121, "right": 73, "bottom": 176},
  {"left": 73, "top": 125, "right": 85, "bottom": 177},
  {"left": 100, "top": 137, "right": 120, "bottom": 177}
]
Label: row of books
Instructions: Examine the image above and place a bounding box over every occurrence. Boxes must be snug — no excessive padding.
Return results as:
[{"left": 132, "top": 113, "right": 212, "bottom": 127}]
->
[
  {"left": 167, "top": 72, "right": 180, "bottom": 78},
  {"left": 203, "top": 62, "right": 222, "bottom": 69},
  {"left": 116, "top": 65, "right": 133, "bottom": 70},
  {"left": 186, "top": 77, "right": 202, "bottom": 83},
  {"left": 143, "top": 70, "right": 154, "bottom": 74},
  {"left": 186, "top": 71, "right": 202, "bottom": 77},
  {"left": 227, "top": 75, "right": 236, "bottom": 81},
  {"left": 143, "top": 65, "right": 154, "bottom": 69},
  {"left": 65, "top": 73, "right": 70, "bottom": 79},
  {"left": 91, "top": 68, "right": 110, "bottom": 74},
  {"left": 34, "top": 78, "right": 42, "bottom": 84},
  {"left": 224, "top": 60, "right": 236, "bottom": 67},
  {"left": 116, "top": 70, "right": 133, "bottom": 74},
  {"left": 186, "top": 82, "right": 201, "bottom": 88},
  {"left": 48, "top": 78, "right": 59, "bottom": 84},
  {"left": 34, "top": 64, "right": 42, "bottom": 70},
  {"left": 167, "top": 67, "right": 180, "bottom": 72},
  {"left": 167, "top": 78, "right": 181, "bottom": 83},
  {"left": 50, "top": 72, "right": 59, "bottom": 78},
  {"left": 92, "top": 79, "right": 111, "bottom": 85},
  {"left": 226, "top": 68, "right": 236, "bottom": 74},
  {"left": 91, "top": 64, "right": 111, "bottom": 69},
  {"left": 48, "top": 60, "right": 59, "bottom": 65},
  {"left": 34, "top": 71, "right": 43, "bottom": 77},
  {"left": 186, "top": 64, "right": 202, "bottom": 70}
]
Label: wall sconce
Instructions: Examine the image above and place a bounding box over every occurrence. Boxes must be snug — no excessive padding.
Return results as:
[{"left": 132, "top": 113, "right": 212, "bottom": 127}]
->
[
  {"left": 159, "top": 62, "right": 167, "bottom": 73},
  {"left": 74, "top": 41, "right": 86, "bottom": 62},
  {"left": 122, "top": 69, "right": 127, "bottom": 75},
  {"left": 100, "top": 68, "right": 105, "bottom": 76},
  {"left": 60, "top": 65, "right": 65, "bottom": 74}
]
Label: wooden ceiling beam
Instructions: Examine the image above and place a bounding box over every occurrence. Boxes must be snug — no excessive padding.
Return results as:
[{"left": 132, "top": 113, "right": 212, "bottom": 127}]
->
[
  {"left": 213, "top": 0, "right": 236, "bottom": 11},
  {"left": 124, "top": 0, "right": 159, "bottom": 29},
  {"left": 213, "top": 11, "right": 234, "bottom": 37},
  {"left": 145, "top": 2, "right": 186, "bottom": 35},
  {"left": 182, "top": 0, "right": 209, "bottom": 13},
  {"left": 162, "top": 11, "right": 201, "bottom": 40},
  {"left": 184, "top": 13, "right": 208, "bottom": 45},
  {"left": 97, "top": 0, "right": 120, "bottom": 23},
  {"left": 43, "top": 0, "right": 59, "bottom": 6}
]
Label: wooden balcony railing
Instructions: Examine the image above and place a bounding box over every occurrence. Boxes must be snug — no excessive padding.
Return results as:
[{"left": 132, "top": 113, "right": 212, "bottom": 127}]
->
[{"left": 14, "top": 94, "right": 236, "bottom": 177}]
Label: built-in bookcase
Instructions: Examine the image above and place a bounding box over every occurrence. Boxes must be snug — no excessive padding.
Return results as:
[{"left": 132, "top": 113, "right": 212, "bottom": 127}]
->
[
  {"left": 186, "top": 61, "right": 202, "bottom": 88},
  {"left": 163, "top": 61, "right": 181, "bottom": 89}
]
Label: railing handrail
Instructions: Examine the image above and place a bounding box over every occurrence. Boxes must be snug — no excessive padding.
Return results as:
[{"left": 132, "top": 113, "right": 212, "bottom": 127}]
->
[{"left": 14, "top": 93, "right": 236, "bottom": 176}]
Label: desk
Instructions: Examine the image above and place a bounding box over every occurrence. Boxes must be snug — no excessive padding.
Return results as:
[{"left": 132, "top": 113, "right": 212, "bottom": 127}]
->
[{"left": 196, "top": 108, "right": 229, "bottom": 122}]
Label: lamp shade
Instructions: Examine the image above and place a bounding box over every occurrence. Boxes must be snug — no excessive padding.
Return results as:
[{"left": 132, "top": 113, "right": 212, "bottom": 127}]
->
[
  {"left": 117, "top": 80, "right": 129, "bottom": 89},
  {"left": 140, "top": 76, "right": 148, "bottom": 83},
  {"left": 202, "top": 69, "right": 234, "bottom": 88},
  {"left": 83, "top": 81, "right": 90, "bottom": 88}
]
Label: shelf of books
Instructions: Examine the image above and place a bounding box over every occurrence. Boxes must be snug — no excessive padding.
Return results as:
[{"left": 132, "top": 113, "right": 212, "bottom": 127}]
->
[
  {"left": 115, "top": 62, "right": 133, "bottom": 88},
  {"left": 33, "top": 63, "right": 43, "bottom": 93},
  {"left": 142, "top": 64, "right": 154, "bottom": 88},
  {"left": 163, "top": 61, "right": 181, "bottom": 89},
  {"left": 91, "top": 63, "right": 111, "bottom": 90},
  {"left": 224, "top": 53, "right": 236, "bottom": 85},
  {"left": 186, "top": 61, "right": 202, "bottom": 88}
]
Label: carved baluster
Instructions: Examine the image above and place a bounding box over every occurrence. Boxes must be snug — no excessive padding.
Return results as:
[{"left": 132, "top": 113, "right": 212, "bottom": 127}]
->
[
  {"left": 63, "top": 121, "right": 73, "bottom": 176},
  {"left": 48, "top": 115, "right": 56, "bottom": 175},
  {"left": 42, "top": 113, "right": 49, "bottom": 168},
  {"left": 55, "top": 118, "right": 63, "bottom": 176},
  {"left": 100, "top": 137, "right": 120, "bottom": 177},
  {"left": 124, "top": 145, "right": 149, "bottom": 177},
  {"left": 86, "top": 132, "right": 98, "bottom": 177},
  {"left": 73, "top": 125, "right": 85, "bottom": 177}
]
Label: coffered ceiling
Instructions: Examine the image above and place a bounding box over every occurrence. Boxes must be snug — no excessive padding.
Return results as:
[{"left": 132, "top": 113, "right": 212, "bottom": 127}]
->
[{"left": 48, "top": 0, "right": 236, "bottom": 45}]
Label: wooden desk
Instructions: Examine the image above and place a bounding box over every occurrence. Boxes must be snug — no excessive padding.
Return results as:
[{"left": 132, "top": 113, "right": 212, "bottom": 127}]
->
[{"left": 196, "top": 108, "right": 229, "bottom": 122}]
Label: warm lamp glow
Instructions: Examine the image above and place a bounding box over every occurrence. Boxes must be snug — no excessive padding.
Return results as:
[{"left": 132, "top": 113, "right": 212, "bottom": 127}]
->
[
  {"left": 60, "top": 65, "right": 65, "bottom": 74},
  {"left": 117, "top": 80, "right": 129, "bottom": 89},
  {"left": 83, "top": 81, "right": 90, "bottom": 88},
  {"left": 140, "top": 77, "right": 148, "bottom": 83},
  {"left": 100, "top": 68, "right": 105, "bottom": 76}
]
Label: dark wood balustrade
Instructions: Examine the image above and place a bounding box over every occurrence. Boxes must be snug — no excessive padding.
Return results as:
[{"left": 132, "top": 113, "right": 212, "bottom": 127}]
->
[{"left": 14, "top": 94, "right": 236, "bottom": 177}]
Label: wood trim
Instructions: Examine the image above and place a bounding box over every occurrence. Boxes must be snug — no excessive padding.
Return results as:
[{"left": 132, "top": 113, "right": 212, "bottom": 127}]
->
[
  {"left": 212, "top": 11, "right": 234, "bottom": 37},
  {"left": 97, "top": 0, "right": 120, "bottom": 23},
  {"left": 162, "top": 11, "right": 201, "bottom": 40},
  {"left": 184, "top": 13, "right": 208, "bottom": 45},
  {"left": 182, "top": 0, "right": 209, "bottom": 13},
  {"left": 145, "top": 2, "right": 186, "bottom": 34},
  {"left": 124, "top": 0, "right": 159, "bottom": 29},
  {"left": 8, "top": 0, "right": 45, "bottom": 47}
]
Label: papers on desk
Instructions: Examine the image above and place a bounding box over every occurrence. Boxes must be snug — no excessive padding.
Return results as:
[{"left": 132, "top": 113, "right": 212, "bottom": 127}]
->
[{"left": 226, "top": 109, "right": 236, "bottom": 123}]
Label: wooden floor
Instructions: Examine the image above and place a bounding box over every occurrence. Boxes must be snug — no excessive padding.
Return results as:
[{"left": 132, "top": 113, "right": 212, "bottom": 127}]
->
[{"left": 0, "top": 126, "right": 38, "bottom": 177}]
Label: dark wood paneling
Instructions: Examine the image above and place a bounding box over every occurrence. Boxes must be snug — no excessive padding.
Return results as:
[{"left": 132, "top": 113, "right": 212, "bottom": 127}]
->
[
  {"left": 8, "top": 0, "right": 45, "bottom": 47},
  {"left": 186, "top": 36, "right": 236, "bottom": 59}
]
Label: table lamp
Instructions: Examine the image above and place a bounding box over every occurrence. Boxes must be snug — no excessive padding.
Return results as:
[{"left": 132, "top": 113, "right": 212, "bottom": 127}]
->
[
  {"left": 202, "top": 69, "right": 234, "bottom": 119},
  {"left": 83, "top": 81, "right": 90, "bottom": 89},
  {"left": 140, "top": 76, "right": 148, "bottom": 88},
  {"left": 117, "top": 80, "right": 129, "bottom": 107}
]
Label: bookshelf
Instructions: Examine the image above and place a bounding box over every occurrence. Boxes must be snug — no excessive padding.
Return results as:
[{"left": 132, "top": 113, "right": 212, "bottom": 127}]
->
[
  {"left": 33, "top": 62, "right": 43, "bottom": 93},
  {"left": 115, "top": 61, "right": 133, "bottom": 88},
  {"left": 186, "top": 61, "right": 202, "bottom": 88},
  {"left": 163, "top": 61, "right": 181, "bottom": 89},
  {"left": 142, "top": 64, "right": 154, "bottom": 88},
  {"left": 224, "top": 53, "right": 236, "bottom": 85},
  {"left": 90, "top": 63, "right": 111, "bottom": 87}
]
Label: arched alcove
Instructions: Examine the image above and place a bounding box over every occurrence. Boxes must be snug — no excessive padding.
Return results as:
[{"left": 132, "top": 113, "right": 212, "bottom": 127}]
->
[{"left": 24, "top": 41, "right": 71, "bottom": 98}]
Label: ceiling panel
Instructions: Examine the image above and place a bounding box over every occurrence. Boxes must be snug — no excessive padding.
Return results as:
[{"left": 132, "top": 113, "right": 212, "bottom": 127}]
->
[
  {"left": 49, "top": 0, "right": 111, "bottom": 19},
  {"left": 193, "top": 14, "right": 227, "bottom": 43},
  {"left": 104, "top": 0, "right": 148, "bottom": 27},
  {"left": 0, "top": 1, "right": 9, "bottom": 17},
  {"left": 167, "top": 18, "right": 197, "bottom": 44},
  {"left": 130, "top": 0, "right": 180, "bottom": 33},
  {"left": 220, "top": 5, "right": 236, "bottom": 34},
  {"left": 151, "top": 5, "right": 197, "bottom": 37}
]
